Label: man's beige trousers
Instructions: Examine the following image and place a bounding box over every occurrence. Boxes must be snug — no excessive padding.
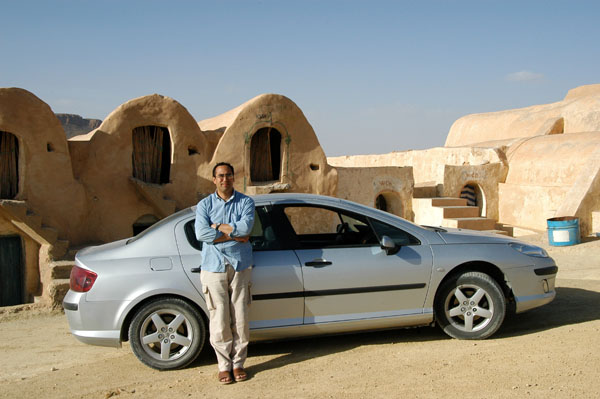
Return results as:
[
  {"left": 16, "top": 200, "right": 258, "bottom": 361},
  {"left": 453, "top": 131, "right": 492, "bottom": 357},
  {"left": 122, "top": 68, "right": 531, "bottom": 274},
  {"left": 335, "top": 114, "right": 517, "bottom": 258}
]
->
[{"left": 200, "top": 265, "right": 252, "bottom": 372}]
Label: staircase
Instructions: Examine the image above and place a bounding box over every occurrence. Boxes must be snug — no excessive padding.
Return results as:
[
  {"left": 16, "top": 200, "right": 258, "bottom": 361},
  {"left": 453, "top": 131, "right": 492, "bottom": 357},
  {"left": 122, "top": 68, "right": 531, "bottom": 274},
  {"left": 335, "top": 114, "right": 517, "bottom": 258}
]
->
[{"left": 412, "top": 187, "right": 509, "bottom": 236}]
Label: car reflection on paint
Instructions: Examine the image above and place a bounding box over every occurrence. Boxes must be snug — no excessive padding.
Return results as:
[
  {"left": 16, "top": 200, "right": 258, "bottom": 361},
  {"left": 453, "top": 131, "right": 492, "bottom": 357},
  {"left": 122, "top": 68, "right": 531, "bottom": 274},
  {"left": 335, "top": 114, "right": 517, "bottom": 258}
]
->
[{"left": 63, "top": 193, "right": 558, "bottom": 370}]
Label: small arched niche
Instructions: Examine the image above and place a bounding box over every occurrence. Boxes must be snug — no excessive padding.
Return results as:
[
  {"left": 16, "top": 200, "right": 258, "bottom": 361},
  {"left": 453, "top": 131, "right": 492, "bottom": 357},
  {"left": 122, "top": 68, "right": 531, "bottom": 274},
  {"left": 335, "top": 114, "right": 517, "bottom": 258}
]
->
[
  {"left": 250, "top": 127, "right": 281, "bottom": 183},
  {"left": 132, "top": 214, "right": 160, "bottom": 236},
  {"left": 460, "top": 183, "right": 486, "bottom": 217},
  {"left": 131, "top": 125, "right": 171, "bottom": 184},
  {"left": 0, "top": 130, "right": 19, "bottom": 199},
  {"left": 375, "top": 192, "right": 403, "bottom": 217}
]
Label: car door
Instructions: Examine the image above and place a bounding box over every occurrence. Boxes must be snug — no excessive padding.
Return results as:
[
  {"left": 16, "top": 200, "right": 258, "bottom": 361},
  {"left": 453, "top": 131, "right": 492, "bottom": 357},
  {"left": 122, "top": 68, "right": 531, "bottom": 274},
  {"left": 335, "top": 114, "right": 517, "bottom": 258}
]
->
[
  {"left": 176, "top": 205, "right": 304, "bottom": 329},
  {"left": 276, "top": 204, "right": 433, "bottom": 324}
]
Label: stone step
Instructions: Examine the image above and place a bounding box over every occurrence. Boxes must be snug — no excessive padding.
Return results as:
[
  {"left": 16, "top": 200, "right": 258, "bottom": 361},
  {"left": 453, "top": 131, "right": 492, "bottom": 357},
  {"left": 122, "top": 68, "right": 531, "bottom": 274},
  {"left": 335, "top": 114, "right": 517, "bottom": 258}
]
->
[
  {"left": 0, "top": 200, "right": 28, "bottom": 218},
  {"left": 442, "top": 217, "right": 498, "bottom": 230},
  {"left": 413, "top": 182, "right": 439, "bottom": 198},
  {"left": 48, "top": 279, "right": 70, "bottom": 309},
  {"left": 431, "top": 197, "right": 468, "bottom": 206},
  {"left": 50, "top": 260, "right": 75, "bottom": 279},
  {"left": 439, "top": 205, "right": 480, "bottom": 218}
]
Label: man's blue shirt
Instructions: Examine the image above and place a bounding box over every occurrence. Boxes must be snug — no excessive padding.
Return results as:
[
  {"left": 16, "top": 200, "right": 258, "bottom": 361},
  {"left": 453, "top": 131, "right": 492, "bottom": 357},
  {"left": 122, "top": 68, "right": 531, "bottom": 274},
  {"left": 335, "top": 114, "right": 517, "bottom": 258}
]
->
[{"left": 195, "top": 190, "right": 255, "bottom": 273}]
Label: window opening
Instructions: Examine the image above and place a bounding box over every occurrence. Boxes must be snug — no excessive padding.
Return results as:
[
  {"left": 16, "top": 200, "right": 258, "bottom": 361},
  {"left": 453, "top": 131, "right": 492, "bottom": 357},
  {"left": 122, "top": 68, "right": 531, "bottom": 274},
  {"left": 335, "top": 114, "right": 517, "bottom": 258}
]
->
[
  {"left": 460, "top": 183, "right": 486, "bottom": 217},
  {"left": 132, "top": 214, "right": 160, "bottom": 236},
  {"left": 132, "top": 125, "right": 171, "bottom": 184},
  {"left": 0, "top": 131, "right": 19, "bottom": 199},
  {"left": 250, "top": 127, "right": 281, "bottom": 182},
  {"left": 375, "top": 195, "right": 387, "bottom": 212},
  {"left": 375, "top": 192, "right": 403, "bottom": 217}
]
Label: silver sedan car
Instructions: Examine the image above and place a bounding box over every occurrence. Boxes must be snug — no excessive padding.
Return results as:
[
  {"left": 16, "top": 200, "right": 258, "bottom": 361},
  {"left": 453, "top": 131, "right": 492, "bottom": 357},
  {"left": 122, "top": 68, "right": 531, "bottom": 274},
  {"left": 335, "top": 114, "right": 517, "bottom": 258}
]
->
[{"left": 63, "top": 194, "right": 558, "bottom": 370}]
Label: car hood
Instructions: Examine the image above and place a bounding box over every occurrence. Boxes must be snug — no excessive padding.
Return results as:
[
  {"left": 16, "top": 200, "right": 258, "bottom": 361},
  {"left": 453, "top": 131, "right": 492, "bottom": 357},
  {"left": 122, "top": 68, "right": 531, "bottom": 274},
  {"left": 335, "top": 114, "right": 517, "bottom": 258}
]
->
[{"left": 436, "top": 228, "right": 520, "bottom": 245}]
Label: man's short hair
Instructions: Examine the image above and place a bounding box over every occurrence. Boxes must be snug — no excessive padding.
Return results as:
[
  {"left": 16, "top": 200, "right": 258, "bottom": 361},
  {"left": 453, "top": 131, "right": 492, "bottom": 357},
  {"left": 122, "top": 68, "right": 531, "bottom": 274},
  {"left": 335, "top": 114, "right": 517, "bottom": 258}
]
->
[{"left": 212, "top": 162, "right": 234, "bottom": 177}]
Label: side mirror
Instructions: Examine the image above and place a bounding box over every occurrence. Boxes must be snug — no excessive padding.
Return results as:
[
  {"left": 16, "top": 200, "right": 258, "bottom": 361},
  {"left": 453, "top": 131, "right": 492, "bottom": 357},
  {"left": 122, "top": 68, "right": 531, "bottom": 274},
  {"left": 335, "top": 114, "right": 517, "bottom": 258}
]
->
[{"left": 380, "top": 235, "right": 399, "bottom": 255}]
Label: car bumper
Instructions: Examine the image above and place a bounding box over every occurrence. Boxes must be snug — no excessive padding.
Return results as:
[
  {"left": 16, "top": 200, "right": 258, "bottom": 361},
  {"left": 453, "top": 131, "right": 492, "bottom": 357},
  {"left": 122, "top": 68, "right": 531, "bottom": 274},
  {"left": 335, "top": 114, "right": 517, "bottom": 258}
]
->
[
  {"left": 508, "top": 261, "right": 558, "bottom": 313},
  {"left": 63, "top": 290, "right": 129, "bottom": 348}
]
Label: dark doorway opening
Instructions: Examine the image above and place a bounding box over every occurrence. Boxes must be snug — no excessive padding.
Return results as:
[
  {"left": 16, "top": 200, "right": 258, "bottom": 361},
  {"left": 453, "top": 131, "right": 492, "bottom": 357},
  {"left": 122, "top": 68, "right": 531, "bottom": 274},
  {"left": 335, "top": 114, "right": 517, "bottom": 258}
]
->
[
  {"left": 132, "top": 214, "right": 160, "bottom": 236},
  {"left": 250, "top": 127, "right": 281, "bottom": 182},
  {"left": 375, "top": 194, "right": 388, "bottom": 212},
  {"left": 132, "top": 126, "right": 171, "bottom": 184},
  {"left": 0, "top": 130, "right": 19, "bottom": 199},
  {"left": 0, "top": 236, "right": 24, "bottom": 306}
]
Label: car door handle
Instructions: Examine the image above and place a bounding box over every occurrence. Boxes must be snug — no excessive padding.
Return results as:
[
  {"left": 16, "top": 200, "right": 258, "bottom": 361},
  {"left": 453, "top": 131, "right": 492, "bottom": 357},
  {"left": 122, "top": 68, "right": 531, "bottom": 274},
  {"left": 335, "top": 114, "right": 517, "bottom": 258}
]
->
[
  {"left": 305, "top": 259, "right": 332, "bottom": 267},
  {"left": 191, "top": 267, "right": 201, "bottom": 273}
]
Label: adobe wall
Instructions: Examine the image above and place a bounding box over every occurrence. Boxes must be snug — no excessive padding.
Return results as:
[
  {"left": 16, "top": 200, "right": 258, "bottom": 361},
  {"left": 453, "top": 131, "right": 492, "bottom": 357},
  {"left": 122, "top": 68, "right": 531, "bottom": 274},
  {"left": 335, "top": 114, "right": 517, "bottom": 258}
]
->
[
  {"left": 68, "top": 94, "right": 213, "bottom": 243},
  {"left": 329, "top": 146, "right": 503, "bottom": 186},
  {"left": 446, "top": 84, "right": 600, "bottom": 147},
  {"left": 336, "top": 166, "right": 414, "bottom": 220},
  {"left": 498, "top": 132, "right": 600, "bottom": 234},
  {"left": 203, "top": 94, "right": 337, "bottom": 198},
  {"left": 0, "top": 88, "right": 87, "bottom": 241}
]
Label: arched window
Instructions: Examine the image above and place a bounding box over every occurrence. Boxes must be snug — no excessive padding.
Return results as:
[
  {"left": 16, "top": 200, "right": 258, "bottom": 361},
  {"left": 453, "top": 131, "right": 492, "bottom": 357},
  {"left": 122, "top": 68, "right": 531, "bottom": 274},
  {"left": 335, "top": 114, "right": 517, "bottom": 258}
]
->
[
  {"left": 250, "top": 127, "right": 281, "bottom": 183},
  {"left": 132, "top": 125, "right": 171, "bottom": 184},
  {"left": 0, "top": 131, "right": 19, "bottom": 199}
]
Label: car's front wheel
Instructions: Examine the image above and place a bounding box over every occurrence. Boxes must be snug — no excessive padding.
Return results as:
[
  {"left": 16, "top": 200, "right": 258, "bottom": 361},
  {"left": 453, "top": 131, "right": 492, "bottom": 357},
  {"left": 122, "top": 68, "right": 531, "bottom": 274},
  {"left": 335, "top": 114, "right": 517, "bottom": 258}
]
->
[
  {"left": 435, "top": 271, "right": 506, "bottom": 340},
  {"left": 129, "top": 297, "right": 206, "bottom": 370}
]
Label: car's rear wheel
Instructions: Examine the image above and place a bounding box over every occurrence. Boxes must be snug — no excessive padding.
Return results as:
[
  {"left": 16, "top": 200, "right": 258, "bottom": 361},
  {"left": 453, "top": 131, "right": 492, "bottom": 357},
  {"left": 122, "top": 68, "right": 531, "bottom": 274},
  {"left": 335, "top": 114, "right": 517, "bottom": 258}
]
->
[
  {"left": 435, "top": 271, "right": 506, "bottom": 340},
  {"left": 129, "top": 297, "right": 206, "bottom": 370}
]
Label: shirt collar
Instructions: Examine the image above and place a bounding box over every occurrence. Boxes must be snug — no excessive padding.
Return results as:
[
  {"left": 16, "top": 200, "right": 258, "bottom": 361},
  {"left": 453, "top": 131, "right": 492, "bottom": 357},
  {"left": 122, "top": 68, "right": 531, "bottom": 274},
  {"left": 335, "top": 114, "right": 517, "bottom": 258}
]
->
[{"left": 213, "top": 190, "right": 236, "bottom": 203}]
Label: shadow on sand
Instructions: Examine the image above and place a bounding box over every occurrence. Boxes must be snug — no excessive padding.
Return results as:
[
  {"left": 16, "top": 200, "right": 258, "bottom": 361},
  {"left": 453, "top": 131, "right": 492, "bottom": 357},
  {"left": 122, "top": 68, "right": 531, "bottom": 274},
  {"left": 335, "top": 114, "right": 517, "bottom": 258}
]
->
[{"left": 192, "top": 285, "right": 600, "bottom": 374}]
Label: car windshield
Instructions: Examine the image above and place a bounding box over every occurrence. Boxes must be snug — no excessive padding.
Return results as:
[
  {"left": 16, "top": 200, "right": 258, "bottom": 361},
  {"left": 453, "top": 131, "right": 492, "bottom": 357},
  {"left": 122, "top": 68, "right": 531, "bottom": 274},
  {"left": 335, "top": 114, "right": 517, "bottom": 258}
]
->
[{"left": 126, "top": 207, "right": 194, "bottom": 244}]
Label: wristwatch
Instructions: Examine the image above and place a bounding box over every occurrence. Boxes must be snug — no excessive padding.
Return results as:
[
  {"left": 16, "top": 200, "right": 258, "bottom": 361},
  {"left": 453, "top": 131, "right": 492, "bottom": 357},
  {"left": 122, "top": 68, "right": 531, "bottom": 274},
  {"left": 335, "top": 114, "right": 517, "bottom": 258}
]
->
[{"left": 214, "top": 223, "right": 221, "bottom": 230}]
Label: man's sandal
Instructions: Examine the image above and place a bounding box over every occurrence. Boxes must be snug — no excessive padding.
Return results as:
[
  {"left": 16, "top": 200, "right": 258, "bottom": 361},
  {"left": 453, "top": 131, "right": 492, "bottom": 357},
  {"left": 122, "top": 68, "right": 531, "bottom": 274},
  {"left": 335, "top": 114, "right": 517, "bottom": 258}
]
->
[
  {"left": 218, "top": 371, "right": 233, "bottom": 385},
  {"left": 233, "top": 368, "right": 248, "bottom": 382}
]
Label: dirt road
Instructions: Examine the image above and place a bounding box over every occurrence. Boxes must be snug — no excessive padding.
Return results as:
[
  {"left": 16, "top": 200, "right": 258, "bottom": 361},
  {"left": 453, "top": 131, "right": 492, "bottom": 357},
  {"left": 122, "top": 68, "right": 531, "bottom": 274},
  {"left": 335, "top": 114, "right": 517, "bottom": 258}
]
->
[{"left": 1, "top": 234, "right": 599, "bottom": 398}]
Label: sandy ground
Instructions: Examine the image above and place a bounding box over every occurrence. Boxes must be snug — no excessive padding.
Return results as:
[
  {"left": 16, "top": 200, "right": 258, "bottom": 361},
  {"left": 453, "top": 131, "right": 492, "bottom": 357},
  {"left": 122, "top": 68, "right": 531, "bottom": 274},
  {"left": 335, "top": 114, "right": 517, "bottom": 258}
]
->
[{"left": 1, "top": 233, "right": 599, "bottom": 399}]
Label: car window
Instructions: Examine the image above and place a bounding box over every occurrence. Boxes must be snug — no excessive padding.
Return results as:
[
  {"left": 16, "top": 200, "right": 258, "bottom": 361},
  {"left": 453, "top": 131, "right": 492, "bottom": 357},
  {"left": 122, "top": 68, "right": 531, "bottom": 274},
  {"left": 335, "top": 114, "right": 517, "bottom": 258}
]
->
[
  {"left": 282, "top": 205, "right": 379, "bottom": 248},
  {"left": 184, "top": 206, "right": 280, "bottom": 252},
  {"left": 249, "top": 206, "right": 281, "bottom": 251},
  {"left": 369, "top": 218, "right": 420, "bottom": 246}
]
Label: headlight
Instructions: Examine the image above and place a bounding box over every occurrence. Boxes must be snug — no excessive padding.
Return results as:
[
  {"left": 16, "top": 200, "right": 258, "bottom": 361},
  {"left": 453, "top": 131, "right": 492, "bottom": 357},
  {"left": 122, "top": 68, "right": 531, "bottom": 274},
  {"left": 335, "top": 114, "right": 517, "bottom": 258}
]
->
[{"left": 508, "top": 242, "right": 549, "bottom": 258}]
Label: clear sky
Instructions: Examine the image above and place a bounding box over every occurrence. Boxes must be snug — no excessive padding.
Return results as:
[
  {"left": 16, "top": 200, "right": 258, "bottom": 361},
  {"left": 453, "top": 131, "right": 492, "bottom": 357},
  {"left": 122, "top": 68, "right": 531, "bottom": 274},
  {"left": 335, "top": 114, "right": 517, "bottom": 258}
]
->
[{"left": 2, "top": 0, "right": 599, "bottom": 156}]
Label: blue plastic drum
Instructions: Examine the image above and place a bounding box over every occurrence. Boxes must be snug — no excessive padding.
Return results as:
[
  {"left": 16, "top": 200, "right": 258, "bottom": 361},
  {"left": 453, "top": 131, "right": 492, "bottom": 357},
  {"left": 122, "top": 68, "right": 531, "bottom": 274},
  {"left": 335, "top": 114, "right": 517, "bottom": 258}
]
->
[{"left": 547, "top": 217, "right": 580, "bottom": 246}]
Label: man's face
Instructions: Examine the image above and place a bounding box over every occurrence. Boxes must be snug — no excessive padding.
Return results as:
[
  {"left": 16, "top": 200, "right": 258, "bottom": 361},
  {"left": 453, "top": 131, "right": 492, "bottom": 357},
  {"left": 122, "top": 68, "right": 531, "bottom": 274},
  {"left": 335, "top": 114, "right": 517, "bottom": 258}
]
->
[{"left": 213, "top": 165, "right": 234, "bottom": 194}]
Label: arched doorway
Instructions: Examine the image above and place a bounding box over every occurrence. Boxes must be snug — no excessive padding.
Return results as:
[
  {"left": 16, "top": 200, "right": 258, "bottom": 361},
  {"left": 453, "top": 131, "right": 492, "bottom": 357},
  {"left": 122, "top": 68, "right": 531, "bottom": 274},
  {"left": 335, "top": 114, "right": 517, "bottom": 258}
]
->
[
  {"left": 460, "top": 183, "right": 486, "bottom": 217},
  {"left": 131, "top": 125, "right": 171, "bottom": 184},
  {"left": 250, "top": 127, "right": 281, "bottom": 183},
  {"left": 0, "top": 130, "right": 19, "bottom": 199},
  {"left": 375, "top": 192, "right": 403, "bottom": 217}
]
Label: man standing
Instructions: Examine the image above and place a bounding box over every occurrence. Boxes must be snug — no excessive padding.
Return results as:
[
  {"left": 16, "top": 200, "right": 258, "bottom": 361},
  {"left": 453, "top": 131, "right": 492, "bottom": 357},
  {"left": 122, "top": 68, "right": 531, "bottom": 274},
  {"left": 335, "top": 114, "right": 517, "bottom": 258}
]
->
[{"left": 195, "top": 162, "right": 255, "bottom": 384}]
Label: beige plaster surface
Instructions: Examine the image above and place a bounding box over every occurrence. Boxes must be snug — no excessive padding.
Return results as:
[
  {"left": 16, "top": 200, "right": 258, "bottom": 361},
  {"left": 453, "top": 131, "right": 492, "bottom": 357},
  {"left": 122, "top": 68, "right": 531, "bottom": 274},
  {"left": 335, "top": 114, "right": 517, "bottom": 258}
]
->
[
  {"left": 446, "top": 84, "right": 600, "bottom": 147},
  {"left": 69, "top": 94, "right": 213, "bottom": 243},
  {"left": 0, "top": 88, "right": 87, "bottom": 242},
  {"left": 442, "top": 162, "right": 508, "bottom": 221},
  {"left": 335, "top": 166, "right": 414, "bottom": 219},
  {"left": 202, "top": 94, "right": 337, "bottom": 198},
  {"left": 328, "top": 146, "right": 503, "bottom": 185}
]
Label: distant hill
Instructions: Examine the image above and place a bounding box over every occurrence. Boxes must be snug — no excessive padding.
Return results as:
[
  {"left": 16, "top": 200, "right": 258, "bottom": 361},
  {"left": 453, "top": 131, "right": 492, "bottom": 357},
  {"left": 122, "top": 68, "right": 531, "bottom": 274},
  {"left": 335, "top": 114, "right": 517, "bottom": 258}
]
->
[{"left": 55, "top": 114, "right": 102, "bottom": 139}]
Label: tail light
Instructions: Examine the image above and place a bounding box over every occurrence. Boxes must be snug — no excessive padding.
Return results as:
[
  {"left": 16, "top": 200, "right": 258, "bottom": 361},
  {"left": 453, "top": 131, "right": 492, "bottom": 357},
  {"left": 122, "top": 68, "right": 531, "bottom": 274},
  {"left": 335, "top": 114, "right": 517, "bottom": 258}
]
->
[{"left": 70, "top": 265, "right": 98, "bottom": 292}]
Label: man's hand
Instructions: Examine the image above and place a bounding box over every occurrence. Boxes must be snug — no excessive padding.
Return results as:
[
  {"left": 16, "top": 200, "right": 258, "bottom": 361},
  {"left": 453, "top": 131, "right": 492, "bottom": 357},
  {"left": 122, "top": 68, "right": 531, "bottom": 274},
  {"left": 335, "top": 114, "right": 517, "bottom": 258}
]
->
[
  {"left": 217, "top": 223, "right": 234, "bottom": 235},
  {"left": 233, "top": 236, "right": 250, "bottom": 243}
]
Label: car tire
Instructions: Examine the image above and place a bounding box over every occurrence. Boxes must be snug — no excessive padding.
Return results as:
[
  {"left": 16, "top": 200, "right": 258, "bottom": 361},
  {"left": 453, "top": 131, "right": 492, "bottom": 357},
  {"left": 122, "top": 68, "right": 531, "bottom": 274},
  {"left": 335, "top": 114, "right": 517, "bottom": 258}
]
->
[
  {"left": 129, "top": 297, "right": 206, "bottom": 370},
  {"left": 435, "top": 271, "right": 506, "bottom": 340}
]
